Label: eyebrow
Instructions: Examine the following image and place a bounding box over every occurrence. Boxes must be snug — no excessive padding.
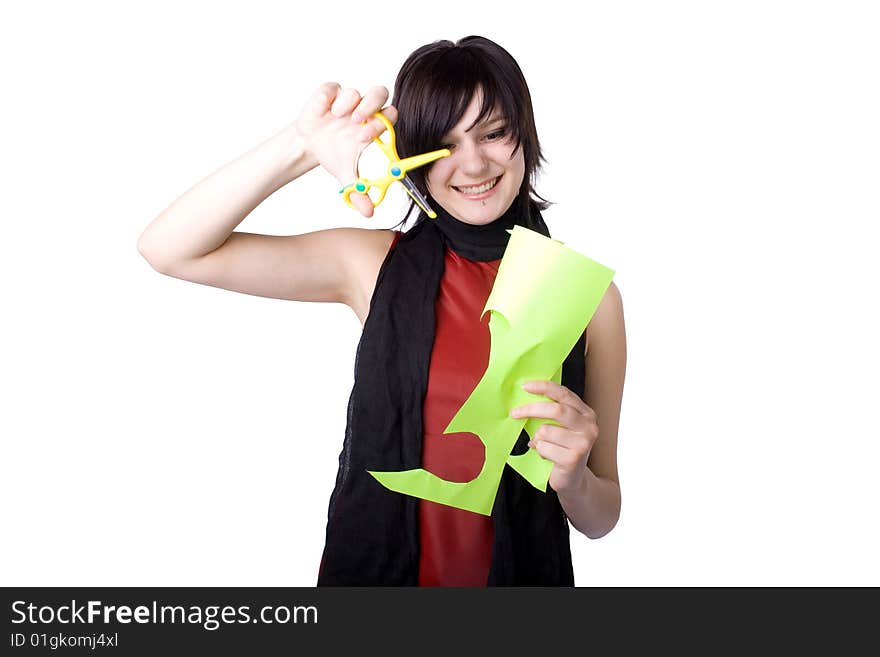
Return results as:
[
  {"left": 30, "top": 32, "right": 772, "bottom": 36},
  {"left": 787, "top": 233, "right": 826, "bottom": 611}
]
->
[
  {"left": 469, "top": 116, "right": 508, "bottom": 131},
  {"left": 442, "top": 116, "right": 509, "bottom": 142}
]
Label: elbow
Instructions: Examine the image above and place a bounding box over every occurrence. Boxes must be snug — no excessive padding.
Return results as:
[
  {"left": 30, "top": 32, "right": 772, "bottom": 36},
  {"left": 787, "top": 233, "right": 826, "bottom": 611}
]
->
[
  {"left": 137, "top": 234, "right": 172, "bottom": 275},
  {"left": 136, "top": 231, "right": 154, "bottom": 264},
  {"left": 582, "top": 482, "right": 622, "bottom": 540},
  {"left": 586, "top": 514, "right": 620, "bottom": 540},
  {"left": 137, "top": 240, "right": 160, "bottom": 272}
]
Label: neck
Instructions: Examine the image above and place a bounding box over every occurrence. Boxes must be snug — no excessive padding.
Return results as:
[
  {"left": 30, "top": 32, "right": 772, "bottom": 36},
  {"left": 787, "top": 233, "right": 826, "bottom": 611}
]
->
[{"left": 428, "top": 197, "right": 526, "bottom": 262}]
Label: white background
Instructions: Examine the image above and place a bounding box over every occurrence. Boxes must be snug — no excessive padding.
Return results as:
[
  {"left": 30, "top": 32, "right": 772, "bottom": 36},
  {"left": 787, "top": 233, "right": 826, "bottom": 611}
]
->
[{"left": 2, "top": 1, "right": 878, "bottom": 586}]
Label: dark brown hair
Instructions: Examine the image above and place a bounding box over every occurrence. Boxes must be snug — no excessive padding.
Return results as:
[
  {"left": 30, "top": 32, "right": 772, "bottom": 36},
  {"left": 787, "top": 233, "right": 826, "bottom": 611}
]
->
[{"left": 391, "top": 35, "right": 551, "bottom": 227}]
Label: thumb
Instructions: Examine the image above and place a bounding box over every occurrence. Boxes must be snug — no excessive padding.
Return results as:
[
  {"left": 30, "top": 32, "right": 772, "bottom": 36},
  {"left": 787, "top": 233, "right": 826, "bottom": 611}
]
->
[
  {"left": 341, "top": 171, "right": 374, "bottom": 218},
  {"left": 349, "top": 189, "right": 374, "bottom": 218},
  {"left": 340, "top": 150, "right": 376, "bottom": 218}
]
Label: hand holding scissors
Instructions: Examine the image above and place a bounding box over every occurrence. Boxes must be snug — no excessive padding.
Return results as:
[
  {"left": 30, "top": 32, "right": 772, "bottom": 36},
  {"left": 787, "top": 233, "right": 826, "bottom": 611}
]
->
[{"left": 340, "top": 112, "right": 450, "bottom": 218}]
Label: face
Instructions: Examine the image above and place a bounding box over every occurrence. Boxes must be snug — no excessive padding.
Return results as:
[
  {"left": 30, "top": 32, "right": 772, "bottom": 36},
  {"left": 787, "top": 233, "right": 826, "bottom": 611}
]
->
[{"left": 426, "top": 91, "right": 525, "bottom": 225}]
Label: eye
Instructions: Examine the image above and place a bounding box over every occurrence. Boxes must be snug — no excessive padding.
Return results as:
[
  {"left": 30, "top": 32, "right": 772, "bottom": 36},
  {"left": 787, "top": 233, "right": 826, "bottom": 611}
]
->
[{"left": 484, "top": 127, "right": 509, "bottom": 141}]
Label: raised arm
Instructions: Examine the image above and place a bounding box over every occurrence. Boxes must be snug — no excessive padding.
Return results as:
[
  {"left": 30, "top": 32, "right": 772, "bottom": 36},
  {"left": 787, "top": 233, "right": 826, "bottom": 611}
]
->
[{"left": 136, "top": 83, "right": 398, "bottom": 315}]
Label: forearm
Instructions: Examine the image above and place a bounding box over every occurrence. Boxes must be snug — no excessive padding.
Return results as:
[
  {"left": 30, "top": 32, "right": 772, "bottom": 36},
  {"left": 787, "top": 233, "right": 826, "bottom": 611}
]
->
[
  {"left": 557, "top": 467, "right": 621, "bottom": 539},
  {"left": 137, "top": 122, "right": 317, "bottom": 268}
]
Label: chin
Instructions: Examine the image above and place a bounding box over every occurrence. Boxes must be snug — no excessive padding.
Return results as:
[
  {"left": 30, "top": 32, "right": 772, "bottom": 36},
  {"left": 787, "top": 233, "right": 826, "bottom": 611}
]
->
[
  {"left": 452, "top": 210, "right": 506, "bottom": 226},
  {"left": 438, "top": 180, "right": 519, "bottom": 225},
  {"left": 451, "top": 198, "right": 516, "bottom": 225}
]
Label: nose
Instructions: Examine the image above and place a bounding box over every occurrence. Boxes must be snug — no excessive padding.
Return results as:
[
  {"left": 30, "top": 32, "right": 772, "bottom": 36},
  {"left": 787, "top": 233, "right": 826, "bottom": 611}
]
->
[{"left": 455, "top": 140, "right": 490, "bottom": 177}]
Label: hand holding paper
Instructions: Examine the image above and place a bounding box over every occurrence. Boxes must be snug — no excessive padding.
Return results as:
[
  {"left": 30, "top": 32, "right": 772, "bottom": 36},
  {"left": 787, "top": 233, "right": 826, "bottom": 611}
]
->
[
  {"left": 512, "top": 379, "right": 600, "bottom": 496},
  {"left": 369, "top": 226, "right": 615, "bottom": 515}
]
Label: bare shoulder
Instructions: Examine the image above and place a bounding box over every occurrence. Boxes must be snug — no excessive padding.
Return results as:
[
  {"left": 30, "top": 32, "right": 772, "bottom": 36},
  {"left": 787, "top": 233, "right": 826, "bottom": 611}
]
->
[
  {"left": 342, "top": 227, "right": 397, "bottom": 325},
  {"left": 585, "top": 281, "right": 625, "bottom": 357},
  {"left": 595, "top": 281, "right": 624, "bottom": 330},
  {"left": 282, "top": 225, "right": 396, "bottom": 323}
]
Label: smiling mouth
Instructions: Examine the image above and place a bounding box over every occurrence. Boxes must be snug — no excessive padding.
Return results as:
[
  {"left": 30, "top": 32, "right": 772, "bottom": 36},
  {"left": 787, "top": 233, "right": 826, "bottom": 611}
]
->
[{"left": 452, "top": 175, "right": 501, "bottom": 195}]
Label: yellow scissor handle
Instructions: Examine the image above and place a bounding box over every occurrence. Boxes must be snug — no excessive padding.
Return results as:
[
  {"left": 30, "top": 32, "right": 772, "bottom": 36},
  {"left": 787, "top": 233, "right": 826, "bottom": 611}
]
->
[
  {"left": 340, "top": 175, "right": 394, "bottom": 209},
  {"left": 370, "top": 112, "right": 400, "bottom": 162},
  {"left": 370, "top": 112, "right": 451, "bottom": 175},
  {"left": 340, "top": 112, "right": 451, "bottom": 214}
]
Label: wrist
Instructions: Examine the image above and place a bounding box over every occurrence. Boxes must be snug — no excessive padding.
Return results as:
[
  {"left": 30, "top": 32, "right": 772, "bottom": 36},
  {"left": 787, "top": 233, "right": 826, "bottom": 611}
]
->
[
  {"left": 556, "top": 469, "right": 591, "bottom": 504},
  {"left": 274, "top": 121, "right": 319, "bottom": 184}
]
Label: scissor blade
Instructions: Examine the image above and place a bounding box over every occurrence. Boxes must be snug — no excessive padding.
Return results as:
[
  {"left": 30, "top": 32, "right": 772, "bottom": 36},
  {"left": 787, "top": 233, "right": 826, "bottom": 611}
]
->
[{"left": 400, "top": 175, "right": 438, "bottom": 218}]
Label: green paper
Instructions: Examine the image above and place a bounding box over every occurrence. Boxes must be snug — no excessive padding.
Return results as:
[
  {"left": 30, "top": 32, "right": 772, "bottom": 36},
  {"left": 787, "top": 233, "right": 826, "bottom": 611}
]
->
[{"left": 369, "top": 226, "right": 615, "bottom": 515}]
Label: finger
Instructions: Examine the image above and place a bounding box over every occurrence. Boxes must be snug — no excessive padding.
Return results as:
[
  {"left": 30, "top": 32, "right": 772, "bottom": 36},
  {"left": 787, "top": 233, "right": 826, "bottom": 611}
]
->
[
  {"left": 350, "top": 191, "right": 374, "bottom": 218},
  {"left": 532, "top": 424, "right": 577, "bottom": 449},
  {"left": 528, "top": 438, "right": 574, "bottom": 468},
  {"left": 338, "top": 151, "right": 375, "bottom": 218},
  {"left": 530, "top": 424, "right": 591, "bottom": 457},
  {"left": 357, "top": 106, "right": 399, "bottom": 142},
  {"left": 340, "top": 176, "right": 374, "bottom": 218},
  {"left": 330, "top": 87, "right": 361, "bottom": 118},
  {"left": 352, "top": 86, "right": 390, "bottom": 123},
  {"left": 511, "top": 401, "right": 580, "bottom": 427},
  {"left": 302, "top": 82, "right": 341, "bottom": 119},
  {"left": 523, "top": 380, "right": 590, "bottom": 415}
]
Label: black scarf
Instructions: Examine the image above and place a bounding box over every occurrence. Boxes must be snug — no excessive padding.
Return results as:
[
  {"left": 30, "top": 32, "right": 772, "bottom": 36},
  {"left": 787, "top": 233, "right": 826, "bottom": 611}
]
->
[{"left": 317, "top": 195, "right": 586, "bottom": 586}]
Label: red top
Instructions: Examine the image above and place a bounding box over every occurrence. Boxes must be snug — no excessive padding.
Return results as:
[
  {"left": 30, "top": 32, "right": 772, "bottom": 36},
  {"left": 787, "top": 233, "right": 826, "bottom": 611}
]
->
[{"left": 388, "top": 230, "right": 499, "bottom": 586}]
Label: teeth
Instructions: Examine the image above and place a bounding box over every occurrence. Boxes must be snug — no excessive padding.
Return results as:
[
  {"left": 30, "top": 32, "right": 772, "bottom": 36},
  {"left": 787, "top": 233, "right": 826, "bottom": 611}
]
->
[{"left": 455, "top": 177, "right": 499, "bottom": 195}]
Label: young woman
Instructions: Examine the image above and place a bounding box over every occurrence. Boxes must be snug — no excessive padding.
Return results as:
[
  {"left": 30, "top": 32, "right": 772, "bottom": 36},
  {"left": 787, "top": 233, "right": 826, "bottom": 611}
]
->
[{"left": 138, "top": 36, "right": 626, "bottom": 586}]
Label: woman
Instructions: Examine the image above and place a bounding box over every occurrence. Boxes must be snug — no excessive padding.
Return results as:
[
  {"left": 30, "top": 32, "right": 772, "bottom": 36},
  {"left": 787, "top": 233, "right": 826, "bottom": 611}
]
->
[{"left": 138, "top": 35, "right": 626, "bottom": 586}]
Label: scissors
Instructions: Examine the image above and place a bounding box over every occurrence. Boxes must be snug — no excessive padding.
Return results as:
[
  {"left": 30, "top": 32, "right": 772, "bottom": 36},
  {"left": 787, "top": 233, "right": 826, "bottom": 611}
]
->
[{"left": 339, "top": 112, "right": 450, "bottom": 218}]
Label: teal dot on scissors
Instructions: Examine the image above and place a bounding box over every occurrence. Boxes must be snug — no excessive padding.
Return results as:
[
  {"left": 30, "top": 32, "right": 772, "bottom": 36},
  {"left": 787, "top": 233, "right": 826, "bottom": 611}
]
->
[
  {"left": 391, "top": 166, "right": 401, "bottom": 177},
  {"left": 356, "top": 183, "right": 366, "bottom": 192}
]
